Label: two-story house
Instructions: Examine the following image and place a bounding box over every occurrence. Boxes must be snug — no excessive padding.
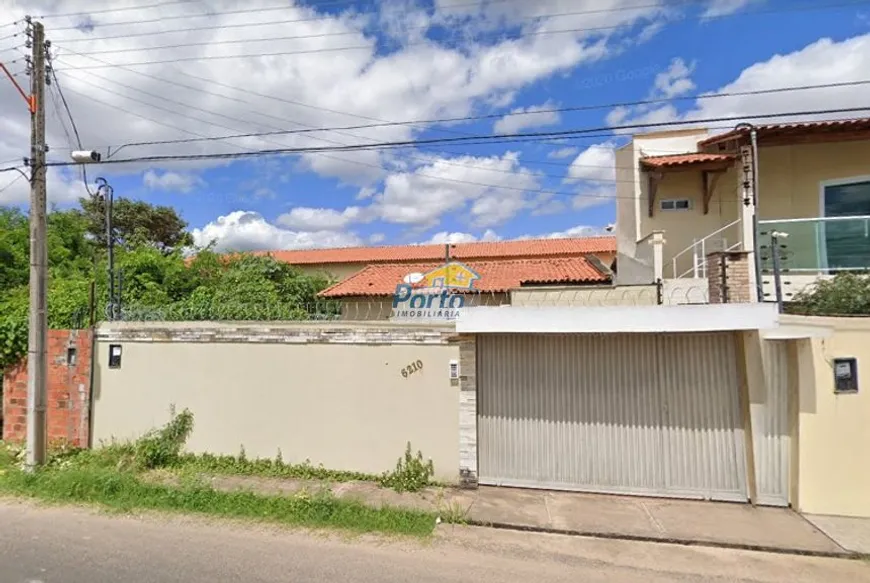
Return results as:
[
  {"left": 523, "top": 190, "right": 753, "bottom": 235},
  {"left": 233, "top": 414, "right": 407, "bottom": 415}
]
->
[{"left": 615, "top": 118, "right": 870, "bottom": 303}]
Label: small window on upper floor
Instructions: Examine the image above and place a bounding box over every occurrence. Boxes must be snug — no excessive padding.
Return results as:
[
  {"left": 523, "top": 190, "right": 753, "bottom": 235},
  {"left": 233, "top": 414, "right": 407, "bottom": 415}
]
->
[{"left": 660, "top": 198, "right": 692, "bottom": 211}]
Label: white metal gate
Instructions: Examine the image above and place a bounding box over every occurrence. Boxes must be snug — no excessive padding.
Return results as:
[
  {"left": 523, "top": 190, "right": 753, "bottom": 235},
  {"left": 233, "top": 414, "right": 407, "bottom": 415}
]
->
[
  {"left": 477, "top": 333, "right": 748, "bottom": 502},
  {"left": 753, "top": 340, "right": 791, "bottom": 506}
]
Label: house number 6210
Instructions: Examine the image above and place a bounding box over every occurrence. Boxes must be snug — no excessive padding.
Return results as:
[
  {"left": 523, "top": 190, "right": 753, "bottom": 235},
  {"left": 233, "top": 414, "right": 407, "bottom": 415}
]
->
[{"left": 401, "top": 360, "right": 423, "bottom": 378}]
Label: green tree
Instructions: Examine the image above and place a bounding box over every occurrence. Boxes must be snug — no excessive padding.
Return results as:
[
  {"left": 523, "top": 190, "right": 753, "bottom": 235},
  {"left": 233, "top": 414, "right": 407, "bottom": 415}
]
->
[
  {"left": 788, "top": 272, "right": 870, "bottom": 316},
  {"left": 0, "top": 198, "right": 338, "bottom": 370},
  {"left": 79, "top": 195, "right": 193, "bottom": 251},
  {"left": 0, "top": 208, "right": 29, "bottom": 289}
]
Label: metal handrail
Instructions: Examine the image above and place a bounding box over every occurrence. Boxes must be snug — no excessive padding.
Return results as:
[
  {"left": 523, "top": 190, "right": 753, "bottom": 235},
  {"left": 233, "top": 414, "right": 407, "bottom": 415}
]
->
[
  {"left": 674, "top": 241, "right": 742, "bottom": 279},
  {"left": 758, "top": 214, "right": 870, "bottom": 225},
  {"left": 670, "top": 218, "right": 742, "bottom": 278}
]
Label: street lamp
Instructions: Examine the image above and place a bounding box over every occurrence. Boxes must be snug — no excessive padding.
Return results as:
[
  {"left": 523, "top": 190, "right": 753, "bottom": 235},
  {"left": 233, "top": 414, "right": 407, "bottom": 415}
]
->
[{"left": 94, "top": 177, "right": 117, "bottom": 320}]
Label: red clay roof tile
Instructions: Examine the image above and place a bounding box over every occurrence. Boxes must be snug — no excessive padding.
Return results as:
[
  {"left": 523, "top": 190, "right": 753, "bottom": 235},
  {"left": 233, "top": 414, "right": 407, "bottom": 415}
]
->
[
  {"left": 698, "top": 117, "right": 870, "bottom": 147},
  {"left": 253, "top": 236, "right": 616, "bottom": 265},
  {"left": 640, "top": 153, "right": 736, "bottom": 168},
  {"left": 319, "top": 256, "right": 610, "bottom": 297}
]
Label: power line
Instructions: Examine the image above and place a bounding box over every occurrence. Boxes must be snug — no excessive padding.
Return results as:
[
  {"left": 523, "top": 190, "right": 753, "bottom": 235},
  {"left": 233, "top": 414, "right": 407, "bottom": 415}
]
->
[
  {"left": 45, "top": 0, "right": 671, "bottom": 33},
  {"left": 52, "top": 66, "right": 604, "bottom": 205},
  {"left": 48, "top": 64, "right": 83, "bottom": 148},
  {"left": 50, "top": 1, "right": 675, "bottom": 43},
  {"left": 51, "top": 52, "right": 628, "bottom": 163},
  {"left": 0, "top": 165, "right": 26, "bottom": 175},
  {"left": 0, "top": 31, "right": 23, "bottom": 43},
  {"left": 48, "top": 84, "right": 77, "bottom": 148},
  {"left": 46, "top": 0, "right": 509, "bottom": 31},
  {"left": 40, "top": 49, "right": 870, "bottom": 162},
  {"left": 54, "top": 66, "right": 631, "bottom": 189},
  {"left": 79, "top": 78, "right": 870, "bottom": 152},
  {"left": 57, "top": 60, "right": 730, "bottom": 183},
  {"left": 56, "top": 37, "right": 866, "bottom": 162},
  {"left": 40, "top": 45, "right": 825, "bottom": 176},
  {"left": 43, "top": 108, "right": 870, "bottom": 169},
  {"left": 0, "top": 173, "right": 25, "bottom": 193},
  {"left": 38, "top": 0, "right": 202, "bottom": 19},
  {"left": 52, "top": 0, "right": 870, "bottom": 63},
  {"left": 46, "top": 49, "right": 102, "bottom": 196}
]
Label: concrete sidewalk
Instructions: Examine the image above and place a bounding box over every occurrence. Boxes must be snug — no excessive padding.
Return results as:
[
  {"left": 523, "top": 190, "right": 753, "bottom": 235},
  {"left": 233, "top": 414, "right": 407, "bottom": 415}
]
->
[
  {"left": 184, "top": 473, "right": 850, "bottom": 557},
  {"left": 804, "top": 514, "right": 870, "bottom": 555}
]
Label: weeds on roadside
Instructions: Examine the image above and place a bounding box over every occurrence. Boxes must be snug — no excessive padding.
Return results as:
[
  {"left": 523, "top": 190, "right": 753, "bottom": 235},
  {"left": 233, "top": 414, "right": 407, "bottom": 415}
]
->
[
  {"left": 3, "top": 411, "right": 437, "bottom": 497},
  {"left": 178, "top": 451, "right": 378, "bottom": 483},
  {"left": 0, "top": 464, "right": 436, "bottom": 536},
  {"left": 378, "top": 442, "right": 435, "bottom": 493},
  {"left": 135, "top": 407, "right": 194, "bottom": 469}
]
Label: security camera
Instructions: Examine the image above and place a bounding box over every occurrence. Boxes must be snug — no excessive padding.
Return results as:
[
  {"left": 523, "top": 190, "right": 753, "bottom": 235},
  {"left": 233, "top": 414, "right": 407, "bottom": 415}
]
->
[{"left": 70, "top": 150, "right": 102, "bottom": 164}]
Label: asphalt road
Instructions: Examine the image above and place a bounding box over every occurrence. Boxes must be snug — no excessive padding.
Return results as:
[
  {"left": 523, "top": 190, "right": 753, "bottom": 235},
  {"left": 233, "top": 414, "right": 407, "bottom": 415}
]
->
[{"left": 1, "top": 501, "right": 869, "bottom": 583}]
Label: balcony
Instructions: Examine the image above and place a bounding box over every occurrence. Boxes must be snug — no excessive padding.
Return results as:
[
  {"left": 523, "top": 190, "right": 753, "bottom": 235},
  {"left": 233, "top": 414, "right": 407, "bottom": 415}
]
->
[
  {"left": 758, "top": 216, "right": 870, "bottom": 273},
  {"left": 758, "top": 216, "right": 870, "bottom": 300}
]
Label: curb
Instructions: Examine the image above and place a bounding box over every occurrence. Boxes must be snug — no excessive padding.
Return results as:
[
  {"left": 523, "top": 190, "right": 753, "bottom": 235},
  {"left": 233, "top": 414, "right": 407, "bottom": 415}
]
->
[{"left": 463, "top": 520, "right": 865, "bottom": 560}]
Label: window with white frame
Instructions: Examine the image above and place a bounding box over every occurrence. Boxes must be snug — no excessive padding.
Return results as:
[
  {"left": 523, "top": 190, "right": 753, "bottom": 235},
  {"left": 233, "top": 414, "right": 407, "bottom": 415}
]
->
[
  {"left": 660, "top": 198, "right": 692, "bottom": 211},
  {"left": 821, "top": 177, "right": 870, "bottom": 271}
]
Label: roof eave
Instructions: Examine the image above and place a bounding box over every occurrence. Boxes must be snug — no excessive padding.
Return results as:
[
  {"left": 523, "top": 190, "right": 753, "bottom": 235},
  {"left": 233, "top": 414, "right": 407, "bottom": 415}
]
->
[{"left": 640, "top": 156, "right": 736, "bottom": 172}]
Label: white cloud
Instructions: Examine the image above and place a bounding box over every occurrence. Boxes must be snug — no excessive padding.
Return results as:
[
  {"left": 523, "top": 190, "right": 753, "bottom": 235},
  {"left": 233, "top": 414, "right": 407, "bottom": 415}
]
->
[
  {"left": 493, "top": 102, "right": 561, "bottom": 135},
  {"left": 371, "top": 152, "right": 541, "bottom": 228},
  {"left": 191, "top": 210, "right": 362, "bottom": 252},
  {"left": 610, "top": 34, "right": 870, "bottom": 131},
  {"left": 427, "top": 229, "right": 501, "bottom": 244},
  {"left": 368, "top": 233, "right": 386, "bottom": 244},
  {"left": 434, "top": 0, "right": 668, "bottom": 36},
  {"left": 276, "top": 206, "right": 372, "bottom": 231},
  {"left": 543, "top": 225, "right": 608, "bottom": 238},
  {"left": 702, "top": 0, "right": 759, "bottom": 19},
  {"left": 562, "top": 143, "right": 618, "bottom": 210},
  {"left": 517, "top": 225, "right": 608, "bottom": 240},
  {"left": 652, "top": 58, "right": 696, "bottom": 98},
  {"left": 0, "top": 0, "right": 675, "bottom": 194},
  {"left": 0, "top": 167, "right": 88, "bottom": 206},
  {"left": 142, "top": 170, "right": 204, "bottom": 193},
  {"left": 565, "top": 143, "right": 617, "bottom": 184},
  {"left": 548, "top": 147, "right": 578, "bottom": 159}
]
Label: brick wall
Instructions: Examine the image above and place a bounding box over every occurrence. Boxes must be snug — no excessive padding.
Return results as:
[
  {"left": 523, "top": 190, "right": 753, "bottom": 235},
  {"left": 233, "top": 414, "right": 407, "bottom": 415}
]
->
[
  {"left": 707, "top": 251, "right": 752, "bottom": 304},
  {"left": 2, "top": 330, "right": 92, "bottom": 448}
]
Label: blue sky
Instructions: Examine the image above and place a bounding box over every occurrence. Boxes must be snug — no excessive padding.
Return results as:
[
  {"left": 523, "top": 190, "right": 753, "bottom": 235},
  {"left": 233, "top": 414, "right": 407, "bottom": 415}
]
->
[{"left": 1, "top": 0, "right": 868, "bottom": 250}]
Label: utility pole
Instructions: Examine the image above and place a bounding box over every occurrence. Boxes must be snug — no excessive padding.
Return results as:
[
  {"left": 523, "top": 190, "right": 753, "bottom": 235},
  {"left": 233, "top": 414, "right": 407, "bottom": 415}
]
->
[
  {"left": 95, "top": 178, "right": 116, "bottom": 320},
  {"left": 25, "top": 20, "right": 48, "bottom": 470}
]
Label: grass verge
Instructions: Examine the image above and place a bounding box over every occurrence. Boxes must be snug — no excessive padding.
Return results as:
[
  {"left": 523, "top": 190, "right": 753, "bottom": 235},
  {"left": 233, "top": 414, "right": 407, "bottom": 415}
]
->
[
  {"left": 0, "top": 408, "right": 441, "bottom": 535},
  {"left": 0, "top": 465, "right": 436, "bottom": 537}
]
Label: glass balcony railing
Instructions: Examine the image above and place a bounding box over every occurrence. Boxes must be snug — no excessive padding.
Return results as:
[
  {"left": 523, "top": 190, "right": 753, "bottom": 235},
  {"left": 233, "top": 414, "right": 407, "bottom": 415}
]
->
[{"left": 757, "top": 216, "right": 870, "bottom": 273}]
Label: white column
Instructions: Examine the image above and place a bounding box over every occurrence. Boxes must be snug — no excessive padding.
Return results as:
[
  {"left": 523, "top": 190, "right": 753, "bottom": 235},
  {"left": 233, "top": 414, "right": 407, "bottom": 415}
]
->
[{"left": 649, "top": 230, "right": 665, "bottom": 281}]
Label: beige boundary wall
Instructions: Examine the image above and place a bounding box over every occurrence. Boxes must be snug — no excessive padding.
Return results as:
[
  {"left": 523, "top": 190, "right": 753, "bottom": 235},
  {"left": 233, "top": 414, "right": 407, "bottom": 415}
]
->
[
  {"left": 778, "top": 315, "right": 870, "bottom": 517},
  {"left": 92, "top": 322, "right": 461, "bottom": 482}
]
